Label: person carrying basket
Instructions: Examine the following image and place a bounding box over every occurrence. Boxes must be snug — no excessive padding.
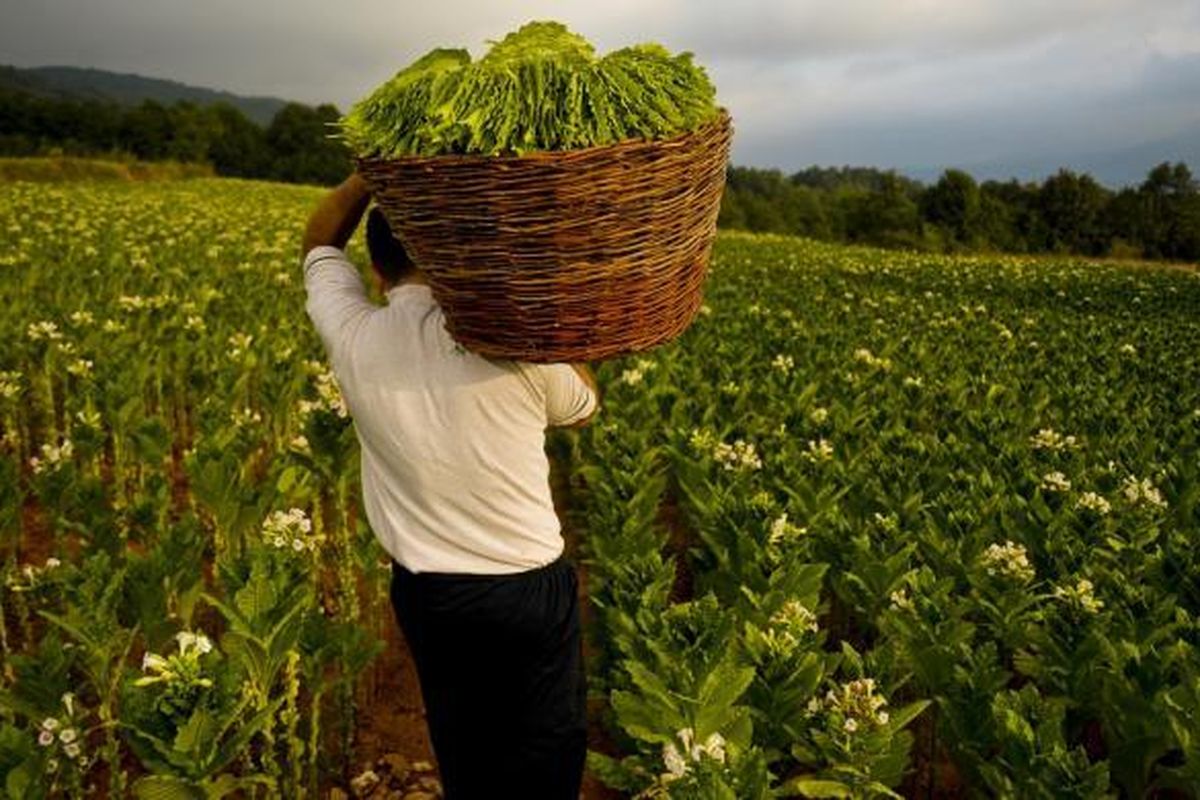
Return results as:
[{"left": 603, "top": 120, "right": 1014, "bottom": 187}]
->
[{"left": 301, "top": 172, "right": 599, "bottom": 799}]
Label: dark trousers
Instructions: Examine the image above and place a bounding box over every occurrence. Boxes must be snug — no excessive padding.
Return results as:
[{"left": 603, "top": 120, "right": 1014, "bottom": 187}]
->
[{"left": 388, "top": 554, "right": 588, "bottom": 800}]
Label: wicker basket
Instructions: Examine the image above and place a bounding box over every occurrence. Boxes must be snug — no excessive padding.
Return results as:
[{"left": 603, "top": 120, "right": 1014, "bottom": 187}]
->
[{"left": 356, "top": 109, "right": 732, "bottom": 362}]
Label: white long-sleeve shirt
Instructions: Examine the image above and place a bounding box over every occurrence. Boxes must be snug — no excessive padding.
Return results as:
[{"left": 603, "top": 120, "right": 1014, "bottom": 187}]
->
[{"left": 302, "top": 246, "right": 597, "bottom": 574}]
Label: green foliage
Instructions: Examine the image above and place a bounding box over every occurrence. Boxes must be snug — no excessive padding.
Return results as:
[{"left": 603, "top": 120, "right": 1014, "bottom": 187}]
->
[
  {"left": 340, "top": 20, "right": 719, "bottom": 158},
  {"left": 0, "top": 91, "right": 349, "bottom": 185},
  {"left": 721, "top": 161, "right": 1200, "bottom": 262},
  {"left": 581, "top": 230, "right": 1200, "bottom": 796},
  {"left": 1, "top": 179, "right": 1199, "bottom": 799}
]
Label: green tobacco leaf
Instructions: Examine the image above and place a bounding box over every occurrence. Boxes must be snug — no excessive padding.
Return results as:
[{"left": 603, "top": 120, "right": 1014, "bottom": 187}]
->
[
  {"left": 173, "top": 708, "right": 219, "bottom": 761},
  {"left": 340, "top": 19, "right": 718, "bottom": 156},
  {"left": 697, "top": 662, "right": 755, "bottom": 725},
  {"left": 233, "top": 570, "right": 278, "bottom": 623},
  {"left": 611, "top": 689, "right": 681, "bottom": 744},
  {"left": 783, "top": 777, "right": 855, "bottom": 798},
  {"left": 132, "top": 775, "right": 206, "bottom": 800},
  {"left": 884, "top": 700, "right": 932, "bottom": 733},
  {"left": 584, "top": 750, "right": 647, "bottom": 792}
]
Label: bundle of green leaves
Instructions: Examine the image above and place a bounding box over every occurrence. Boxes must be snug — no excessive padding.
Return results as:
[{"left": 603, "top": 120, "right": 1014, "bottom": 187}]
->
[{"left": 340, "top": 21, "right": 720, "bottom": 158}]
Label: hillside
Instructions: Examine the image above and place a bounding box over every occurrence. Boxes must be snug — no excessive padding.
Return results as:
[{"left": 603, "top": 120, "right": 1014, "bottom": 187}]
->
[{"left": 0, "top": 64, "right": 289, "bottom": 126}]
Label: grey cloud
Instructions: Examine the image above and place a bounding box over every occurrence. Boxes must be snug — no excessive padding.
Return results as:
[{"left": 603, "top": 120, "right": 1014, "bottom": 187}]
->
[{"left": 1, "top": 0, "right": 1197, "bottom": 176}]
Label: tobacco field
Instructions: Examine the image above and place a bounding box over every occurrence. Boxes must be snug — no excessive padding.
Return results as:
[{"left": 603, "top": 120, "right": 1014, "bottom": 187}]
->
[{"left": 0, "top": 178, "right": 1197, "bottom": 799}]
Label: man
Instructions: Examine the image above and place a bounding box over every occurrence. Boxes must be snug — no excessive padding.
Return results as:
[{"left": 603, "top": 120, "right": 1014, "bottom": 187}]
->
[{"left": 301, "top": 173, "right": 599, "bottom": 799}]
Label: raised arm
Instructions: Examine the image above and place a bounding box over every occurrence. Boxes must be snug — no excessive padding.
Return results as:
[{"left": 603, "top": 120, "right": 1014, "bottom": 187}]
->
[{"left": 301, "top": 173, "right": 372, "bottom": 257}]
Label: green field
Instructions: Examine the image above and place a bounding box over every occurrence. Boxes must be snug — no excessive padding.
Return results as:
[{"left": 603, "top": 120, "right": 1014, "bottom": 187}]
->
[{"left": 0, "top": 178, "right": 1198, "bottom": 798}]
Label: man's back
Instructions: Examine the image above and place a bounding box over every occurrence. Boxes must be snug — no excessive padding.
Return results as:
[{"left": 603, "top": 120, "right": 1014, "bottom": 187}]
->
[
  {"left": 303, "top": 246, "right": 596, "bottom": 575},
  {"left": 301, "top": 182, "right": 595, "bottom": 799}
]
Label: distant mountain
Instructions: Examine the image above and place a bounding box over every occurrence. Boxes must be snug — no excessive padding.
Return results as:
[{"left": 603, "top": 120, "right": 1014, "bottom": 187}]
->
[
  {"left": 903, "top": 124, "right": 1200, "bottom": 189},
  {"left": 0, "top": 65, "right": 290, "bottom": 126}
]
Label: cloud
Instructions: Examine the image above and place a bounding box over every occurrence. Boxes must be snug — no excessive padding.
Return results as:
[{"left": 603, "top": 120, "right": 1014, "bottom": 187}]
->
[{"left": 1, "top": 0, "right": 1197, "bottom": 173}]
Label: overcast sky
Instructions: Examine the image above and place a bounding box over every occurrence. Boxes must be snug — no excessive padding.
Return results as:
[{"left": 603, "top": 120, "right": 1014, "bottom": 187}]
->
[{"left": 3, "top": 0, "right": 1199, "bottom": 177}]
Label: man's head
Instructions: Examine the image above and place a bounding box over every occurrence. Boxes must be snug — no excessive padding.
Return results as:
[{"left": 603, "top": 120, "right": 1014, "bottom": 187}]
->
[{"left": 366, "top": 207, "right": 417, "bottom": 288}]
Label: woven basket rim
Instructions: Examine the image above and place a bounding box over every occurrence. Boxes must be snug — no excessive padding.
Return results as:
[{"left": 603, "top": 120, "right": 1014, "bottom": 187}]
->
[
  {"left": 355, "top": 107, "right": 732, "bottom": 168},
  {"left": 355, "top": 107, "right": 733, "bottom": 362}
]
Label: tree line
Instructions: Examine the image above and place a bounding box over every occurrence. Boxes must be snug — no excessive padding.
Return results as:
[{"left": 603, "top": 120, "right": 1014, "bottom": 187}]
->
[
  {"left": 3, "top": 89, "right": 1197, "bottom": 262},
  {"left": 720, "top": 164, "right": 1200, "bottom": 262},
  {"left": 0, "top": 91, "right": 351, "bottom": 186}
]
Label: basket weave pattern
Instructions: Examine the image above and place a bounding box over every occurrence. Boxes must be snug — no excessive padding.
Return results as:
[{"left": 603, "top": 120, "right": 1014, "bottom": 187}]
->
[{"left": 357, "top": 110, "right": 732, "bottom": 362}]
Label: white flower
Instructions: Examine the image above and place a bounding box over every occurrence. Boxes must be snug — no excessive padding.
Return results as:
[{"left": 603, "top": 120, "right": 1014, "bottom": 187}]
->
[
  {"left": 844, "top": 718, "right": 858, "bottom": 733},
  {"left": 1040, "top": 471, "right": 1071, "bottom": 492},
  {"left": 1121, "top": 476, "right": 1167, "bottom": 509},
  {"left": 184, "top": 316, "right": 206, "bottom": 333},
  {"left": 1075, "top": 492, "right": 1111, "bottom": 515},
  {"left": 1054, "top": 577, "right": 1104, "bottom": 614},
  {"left": 300, "top": 366, "right": 349, "bottom": 418},
  {"left": 0, "top": 371, "right": 21, "bottom": 401},
  {"left": 979, "top": 540, "right": 1035, "bottom": 583},
  {"left": 772, "top": 354, "right": 794, "bottom": 374},
  {"left": 903, "top": 375, "right": 923, "bottom": 388},
  {"left": 873, "top": 512, "right": 899, "bottom": 533},
  {"left": 26, "top": 321, "right": 63, "bottom": 341},
  {"left": 1119, "top": 343, "right": 1137, "bottom": 355},
  {"left": 771, "top": 599, "right": 819, "bottom": 635},
  {"left": 661, "top": 741, "right": 688, "bottom": 780},
  {"left": 804, "top": 438, "right": 834, "bottom": 462},
  {"left": 853, "top": 347, "right": 892, "bottom": 371},
  {"left": 38, "top": 730, "right": 55, "bottom": 747},
  {"left": 58, "top": 728, "right": 77, "bottom": 744},
  {"left": 1029, "top": 428, "right": 1078, "bottom": 451},
  {"left": 66, "top": 358, "right": 94, "bottom": 378},
  {"left": 63, "top": 742, "right": 81, "bottom": 758},
  {"left": 31, "top": 440, "right": 73, "bottom": 475},
  {"left": 768, "top": 513, "right": 807, "bottom": 545},
  {"left": 263, "top": 509, "right": 321, "bottom": 555},
  {"left": 142, "top": 652, "right": 168, "bottom": 673},
  {"left": 228, "top": 332, "right": 254, "bottom": 359},
  {"left": 174, "top": 630, "right": 212, "bottom": 656},
  {"left": 809, "top": 406, "right": 829, "bottom": 425},
  {"left": 41, "top": 717, "right": 59, "bottom": 732},
  {"left": 889, "top": 588, "right": 914, "bottom": 611},
  {"left": 620, "top": 367, "right": 645, "bottom": 386},
  {"left": 712, "top": 439, "right": 762, "bottom": 472},
  {"left": 702, "top": 732, "right": 726, "bottom": 763}
]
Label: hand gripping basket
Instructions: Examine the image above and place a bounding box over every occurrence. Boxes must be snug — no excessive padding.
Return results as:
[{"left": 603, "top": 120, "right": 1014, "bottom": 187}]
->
[{"left": 356, "top": 109, "right": 733, "bottom": 362}]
